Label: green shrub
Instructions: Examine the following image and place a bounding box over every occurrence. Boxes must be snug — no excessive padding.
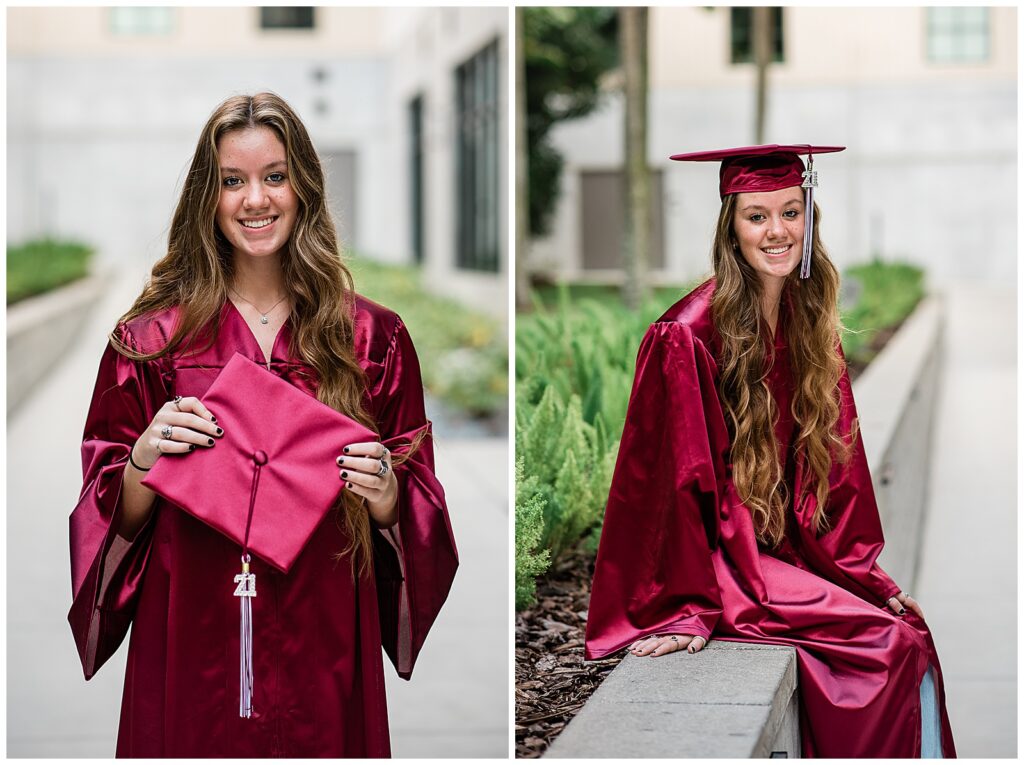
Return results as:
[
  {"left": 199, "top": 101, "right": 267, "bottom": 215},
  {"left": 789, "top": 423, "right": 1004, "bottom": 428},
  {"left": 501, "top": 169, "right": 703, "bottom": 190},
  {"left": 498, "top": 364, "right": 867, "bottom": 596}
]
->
[
  {"left": 348, "top": 256, "right": 508, "bottom": 419},
  {"left": 7, "top": 238, "right": 94, "bottom": 305},
  {"left": 515, "top": 287, "right": 675, "bottom": 569},
  {"left": 515, "top": 457, "right": 551, "bottom": 609}
]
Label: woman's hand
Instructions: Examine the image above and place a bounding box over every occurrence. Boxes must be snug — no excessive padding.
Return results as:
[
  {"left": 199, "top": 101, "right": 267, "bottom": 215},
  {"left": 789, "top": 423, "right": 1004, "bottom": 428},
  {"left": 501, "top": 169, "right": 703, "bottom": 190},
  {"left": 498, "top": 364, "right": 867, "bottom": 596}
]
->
[
  {"left": 886, "top": 592, "right": 924, "bottom": 620},
  {"left": 337, "top": 442, "right": 398, "bottom": 528},
  {"left": 119, "top": 396, "right": 221, "bottom": 540},
  {"left": 130, "top": 396, "right": 222, "bottom": 470},
  {"left": 629, "top": 634, "right": 708, "bottom": 657}
]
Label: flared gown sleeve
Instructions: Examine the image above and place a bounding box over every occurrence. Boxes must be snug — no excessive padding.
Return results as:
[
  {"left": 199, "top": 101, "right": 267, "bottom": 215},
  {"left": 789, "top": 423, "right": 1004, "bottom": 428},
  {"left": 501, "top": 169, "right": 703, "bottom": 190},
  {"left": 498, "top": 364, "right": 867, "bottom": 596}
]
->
[
  {"left": 68, "top": 325, "right": 166, "bottom": 679},
  {"left": 585, "top": 321, "right": 725, "bottom": 660},
  {"left": 369, "top": 317, "right": 458, "bottom": 679},
  {"left": 793, "top": 361, "right": 901, "bottom": 606}
]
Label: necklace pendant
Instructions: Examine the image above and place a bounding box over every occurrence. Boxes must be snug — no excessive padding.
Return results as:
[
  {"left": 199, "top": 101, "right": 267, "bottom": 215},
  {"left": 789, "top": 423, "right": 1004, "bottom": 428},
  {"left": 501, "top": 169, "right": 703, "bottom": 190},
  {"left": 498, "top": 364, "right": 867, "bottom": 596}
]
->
[{"left": 260, "top": 315, "right": 269, "bottom": 325}]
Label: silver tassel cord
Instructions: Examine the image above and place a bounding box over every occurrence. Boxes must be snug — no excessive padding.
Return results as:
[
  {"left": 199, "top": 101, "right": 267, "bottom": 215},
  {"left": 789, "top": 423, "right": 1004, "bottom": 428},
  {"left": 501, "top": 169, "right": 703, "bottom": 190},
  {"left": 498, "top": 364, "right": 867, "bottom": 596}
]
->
[
  {"left": 800, "top": 153, "right": 816, "bottom": 280},
  {"left": 235, "top": 554, "right": 256, "bottom": 718}
]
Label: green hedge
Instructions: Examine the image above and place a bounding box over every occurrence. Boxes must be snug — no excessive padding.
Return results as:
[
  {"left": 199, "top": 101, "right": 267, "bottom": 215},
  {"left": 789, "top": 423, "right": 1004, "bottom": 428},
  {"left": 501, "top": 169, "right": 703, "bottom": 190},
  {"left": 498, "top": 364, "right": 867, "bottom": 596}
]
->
[
  {"left": 348, "top": 256, "right": 508, "bottom": 419},
  {"left": 7, "top": 238, "right": 94, "bottom": 305},
  {"left": 515, "top": 264, "right": 924, "bottom": 609},
  {"left": 840, "top": 261, "right": 925, "bottom": 365}
]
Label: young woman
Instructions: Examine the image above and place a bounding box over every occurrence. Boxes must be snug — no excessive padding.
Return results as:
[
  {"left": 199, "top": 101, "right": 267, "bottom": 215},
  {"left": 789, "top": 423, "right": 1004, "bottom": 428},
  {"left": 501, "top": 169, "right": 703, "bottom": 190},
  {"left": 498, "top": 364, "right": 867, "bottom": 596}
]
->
[
  {"left": 585, "top": 145, "right": 955, "bottom": 757},
  {"left": 68, "top": 92, "right": 458, "bottom": 757}
]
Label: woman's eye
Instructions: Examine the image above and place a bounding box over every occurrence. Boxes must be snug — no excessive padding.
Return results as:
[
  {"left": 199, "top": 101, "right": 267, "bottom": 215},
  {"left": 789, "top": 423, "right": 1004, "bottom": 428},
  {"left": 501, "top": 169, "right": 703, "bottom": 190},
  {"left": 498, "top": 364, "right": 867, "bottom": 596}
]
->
[
  {"left": 750, "top": 213, "right": 765, "bottom": 222},
  {"left": 223, "top": 177, "right": 241, "bottom": 187},
  {"left": 267, "top": 173, "right": 286, "bottom": 183},
  {"left": 783, "top": 209, "right": 799, "bottom": 219}
]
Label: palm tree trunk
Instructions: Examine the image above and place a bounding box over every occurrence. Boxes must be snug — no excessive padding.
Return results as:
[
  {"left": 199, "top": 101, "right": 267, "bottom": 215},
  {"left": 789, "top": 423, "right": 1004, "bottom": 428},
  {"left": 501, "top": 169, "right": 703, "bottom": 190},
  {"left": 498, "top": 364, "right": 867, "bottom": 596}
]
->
[
  {"left": 752, "top": 6, "right": 772, "bottom": 144},
  {"left": 515, "top": 8, "right": 531, "bottom": 310},
  {"left": 620, "top": 6, "right": 650, "bottom": 311}
]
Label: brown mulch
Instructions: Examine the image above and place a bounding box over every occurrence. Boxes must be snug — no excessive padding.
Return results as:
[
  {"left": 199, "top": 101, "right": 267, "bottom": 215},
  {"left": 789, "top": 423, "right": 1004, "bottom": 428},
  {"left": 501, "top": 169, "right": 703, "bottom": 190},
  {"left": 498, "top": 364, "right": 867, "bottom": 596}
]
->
[{"left": 515, "top": 547, "right": 620, "bottom": 759}]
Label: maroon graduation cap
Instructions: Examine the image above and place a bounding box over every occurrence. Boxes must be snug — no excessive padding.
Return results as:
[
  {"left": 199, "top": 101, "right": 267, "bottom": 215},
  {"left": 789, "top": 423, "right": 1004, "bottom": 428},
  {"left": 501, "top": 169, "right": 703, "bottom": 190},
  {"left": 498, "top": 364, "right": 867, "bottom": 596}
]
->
[
  {"left": 670, "top": 144, "right": 846, "bottom": 278},
  {"left": 142, "top": 351, "right": 377, "bottom": 717}
]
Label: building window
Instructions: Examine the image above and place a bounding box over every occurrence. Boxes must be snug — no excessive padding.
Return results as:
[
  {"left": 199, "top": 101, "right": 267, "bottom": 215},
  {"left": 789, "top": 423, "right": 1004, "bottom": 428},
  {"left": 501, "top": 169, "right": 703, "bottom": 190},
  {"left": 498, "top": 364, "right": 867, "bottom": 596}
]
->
[
  {"left": 260, "top": 7, "right": 315, "bottom": 30},
  {"left": 110, "top": 8, "right": 174, "bottom": 36},
  {"left": 455, "top": 40, "right": 500, "bottom": 273},
  {"left": 580, "top": 169, "right": 666, "bottom": 272},
  {"left": 409, "top": 95, "right": 425, "bottom": 265},
  {"left": 927, "top": 8, "right": 989, "bottom": 63},
  {"left": 730, "top": 7, "right": 784, "bottom": 64}
]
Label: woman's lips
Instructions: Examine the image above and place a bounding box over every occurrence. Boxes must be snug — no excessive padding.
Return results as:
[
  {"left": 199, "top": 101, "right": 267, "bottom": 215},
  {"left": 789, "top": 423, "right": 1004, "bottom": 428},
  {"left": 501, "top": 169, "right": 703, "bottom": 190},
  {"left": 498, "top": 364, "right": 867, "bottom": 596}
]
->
[
  {"left": 238, "top": 216, "right": 279, "bottom": 234},
  {"left": 761, "top": 244, "right": 793, "bottom": 257}
]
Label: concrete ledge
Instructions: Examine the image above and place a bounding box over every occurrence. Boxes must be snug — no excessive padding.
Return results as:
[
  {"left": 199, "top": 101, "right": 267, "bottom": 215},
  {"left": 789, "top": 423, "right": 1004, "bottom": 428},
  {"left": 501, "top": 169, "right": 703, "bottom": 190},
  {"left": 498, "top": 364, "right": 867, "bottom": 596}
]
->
[
  {"left": 546, "top": 641, "right": 799, "bottom": 758},
  {"left": 7, "top": 273, "right": 108, "bottom": 414},
  {"left": 853, "top": 295, "right": 944, "bottom": 590}
]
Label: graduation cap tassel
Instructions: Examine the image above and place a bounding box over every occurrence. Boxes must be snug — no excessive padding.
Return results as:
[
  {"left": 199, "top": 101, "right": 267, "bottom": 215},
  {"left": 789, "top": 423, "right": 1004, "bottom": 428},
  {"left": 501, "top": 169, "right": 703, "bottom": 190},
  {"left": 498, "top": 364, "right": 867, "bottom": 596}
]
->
[
  {"left": 234, "top": 451, "right": 265, "bottom": 718},
  {"left": 800, "top": 153, "right": 817, "bottom": 280},
  {"left": 238, "top": 556, "right": 255, "bottom": 718}
]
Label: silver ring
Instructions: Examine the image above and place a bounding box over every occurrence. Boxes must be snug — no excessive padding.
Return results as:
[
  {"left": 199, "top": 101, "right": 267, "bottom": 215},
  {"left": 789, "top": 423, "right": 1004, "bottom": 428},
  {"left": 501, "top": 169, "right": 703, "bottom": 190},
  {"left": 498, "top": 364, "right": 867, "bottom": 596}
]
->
[
  {"left": 157, "top": 439, "right": 164, "bottom": 453},
  {"left": 173, "top": 395, "right": 183, "bottom": 410},
  {"left": 669, "top": 636, "right": 679, "bottom": 642},
  {"left": 161, "top": 424, "right": 174, "bottom": 439},
  {"left": 376, "top": 459, "right": 390, "bottom": 478}
]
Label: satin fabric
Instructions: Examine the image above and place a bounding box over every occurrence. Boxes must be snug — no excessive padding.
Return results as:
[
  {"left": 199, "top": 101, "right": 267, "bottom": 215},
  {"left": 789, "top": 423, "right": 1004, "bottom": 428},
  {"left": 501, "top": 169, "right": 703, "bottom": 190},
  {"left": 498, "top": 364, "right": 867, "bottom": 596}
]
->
[
  {"left": 68, "top": 297, "right": 458, "bottom": 757},
  {"left": 585, "top": 280, "right": 956, "bottom": 758}
]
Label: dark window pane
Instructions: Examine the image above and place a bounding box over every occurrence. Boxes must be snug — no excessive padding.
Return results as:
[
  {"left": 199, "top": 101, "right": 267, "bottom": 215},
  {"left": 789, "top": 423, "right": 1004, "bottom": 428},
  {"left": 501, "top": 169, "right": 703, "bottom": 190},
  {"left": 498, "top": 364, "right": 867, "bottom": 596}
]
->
[
  {"left": 454, "top": 40, "right": 500, "bottom": 273},
  {"left": 730, "top": 7, "right": 784, "bottom": 65},
  {"left": 409, "top": 96, "right": 424, "bottom": 265},
  {"left": 260, "top": 7, "right": 315, "bottom": 30}
]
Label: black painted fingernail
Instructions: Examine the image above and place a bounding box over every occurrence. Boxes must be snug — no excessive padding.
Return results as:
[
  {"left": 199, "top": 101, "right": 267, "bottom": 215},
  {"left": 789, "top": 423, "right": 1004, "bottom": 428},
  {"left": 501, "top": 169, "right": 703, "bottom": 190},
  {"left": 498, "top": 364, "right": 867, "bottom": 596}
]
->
[
  {"left": 210, "top": 415, "right": 217, "bottom": 423},
  {"left": 216, "top": 428, "right": 223, "bottom": 436},
  {"left": 343, "top": 447, "right": 350, "bottom": 454},
  {"left": 341, "top": 471, "right": 348, "bottom": 478},
  {"left": 208, "top": 438, "right": 214, "bottom": 446},
  {"left": 189, "top": 444, "right": 196, "bottom": 452},
  {"left": 337, "top": 457, "right": 344, "bottom": 465},
  {"left": 346, "top": 481, "right": 352, "bottom": 488},
  {"left": 899, "top": 609, "right": 906, "bottom": 615}
]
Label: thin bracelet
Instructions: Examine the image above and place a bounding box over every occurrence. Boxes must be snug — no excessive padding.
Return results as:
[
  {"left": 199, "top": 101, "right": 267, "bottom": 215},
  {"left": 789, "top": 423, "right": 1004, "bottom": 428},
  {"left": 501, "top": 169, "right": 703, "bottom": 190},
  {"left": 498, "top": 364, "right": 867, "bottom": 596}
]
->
[{"left": 128, "top": 446, "right": 153, "bottom": 472}]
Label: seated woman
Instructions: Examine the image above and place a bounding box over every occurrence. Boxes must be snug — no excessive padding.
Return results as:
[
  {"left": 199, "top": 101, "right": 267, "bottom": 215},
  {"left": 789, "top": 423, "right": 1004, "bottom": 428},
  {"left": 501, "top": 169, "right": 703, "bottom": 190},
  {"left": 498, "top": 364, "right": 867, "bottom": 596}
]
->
[{"left": 585, "top": 145, "right": 954, "bottom": 758}]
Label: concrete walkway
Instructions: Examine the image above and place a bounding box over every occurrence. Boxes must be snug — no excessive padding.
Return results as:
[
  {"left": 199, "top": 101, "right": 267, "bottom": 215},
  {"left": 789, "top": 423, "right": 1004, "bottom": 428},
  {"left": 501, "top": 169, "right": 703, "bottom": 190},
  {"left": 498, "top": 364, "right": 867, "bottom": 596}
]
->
[
  {"left": 914, "top": 283, "right": 1016, "bottom": 757},
  {"left": 6, "top": 268, "right": 508, "bottom": 758}
]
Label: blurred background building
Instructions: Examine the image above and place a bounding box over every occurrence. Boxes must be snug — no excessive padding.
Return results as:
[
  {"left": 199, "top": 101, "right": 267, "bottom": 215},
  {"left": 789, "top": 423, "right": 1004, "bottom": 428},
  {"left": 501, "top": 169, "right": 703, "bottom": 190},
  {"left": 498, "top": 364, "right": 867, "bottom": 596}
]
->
[
  {"left": 525, "top": 6, "right": 1016, "bottom": 288},
  {"left": 8, "top": 5, "right": 507, "bottom": 315}
]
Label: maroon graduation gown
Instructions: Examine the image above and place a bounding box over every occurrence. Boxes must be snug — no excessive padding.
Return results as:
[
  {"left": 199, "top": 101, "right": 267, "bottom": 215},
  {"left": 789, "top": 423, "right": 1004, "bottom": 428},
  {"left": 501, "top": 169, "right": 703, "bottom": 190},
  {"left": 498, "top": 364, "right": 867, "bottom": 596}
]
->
[
  {"left": 68, "top": 296, "right": 458, "bottom": 757},
  {"left": 585, "top": 280, "right": 956, "bottom": 758}
]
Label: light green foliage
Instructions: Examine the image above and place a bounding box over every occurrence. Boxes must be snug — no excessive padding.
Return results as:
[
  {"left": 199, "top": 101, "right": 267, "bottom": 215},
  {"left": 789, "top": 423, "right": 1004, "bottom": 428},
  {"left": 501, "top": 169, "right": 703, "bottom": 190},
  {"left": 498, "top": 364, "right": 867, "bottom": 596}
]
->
[
  {"left": 515, "top": 287, "right": 679, "bottom": 583},
  {"left": 841, "top": 260, "right": 925, "bottom": 365},
  {"left": 349, "top": 256, "right": 508, "bottom": 419},
  {"left": 7, "top": 238, "right": 94, "bottom": 305},
  {"left": 515, "top": 457, "right": 551, "bottom": 609}
]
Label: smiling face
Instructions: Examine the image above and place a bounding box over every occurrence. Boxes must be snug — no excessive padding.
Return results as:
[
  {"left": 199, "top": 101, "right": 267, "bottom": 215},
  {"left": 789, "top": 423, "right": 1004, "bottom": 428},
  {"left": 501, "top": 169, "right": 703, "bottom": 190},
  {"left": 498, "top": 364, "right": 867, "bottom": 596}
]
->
[
  {"left": 215, "top": 126, "right": 298, "bottom": 265},
  {"left": 732, "top": 187, "right": 806, "bottom": 293}
]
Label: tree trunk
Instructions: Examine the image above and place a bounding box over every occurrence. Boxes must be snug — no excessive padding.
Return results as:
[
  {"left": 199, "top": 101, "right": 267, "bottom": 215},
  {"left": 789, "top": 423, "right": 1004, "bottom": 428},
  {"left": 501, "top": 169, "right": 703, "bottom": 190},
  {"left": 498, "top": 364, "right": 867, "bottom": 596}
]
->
[
  {"left": 515, "top": 8, "right": 532, "bottom": 310},
  {"left": 752, "top": 6, "right": 772, "bottom": 144},
  {"left": 620, "top": 6, "right": 650, "bottom": 311}
]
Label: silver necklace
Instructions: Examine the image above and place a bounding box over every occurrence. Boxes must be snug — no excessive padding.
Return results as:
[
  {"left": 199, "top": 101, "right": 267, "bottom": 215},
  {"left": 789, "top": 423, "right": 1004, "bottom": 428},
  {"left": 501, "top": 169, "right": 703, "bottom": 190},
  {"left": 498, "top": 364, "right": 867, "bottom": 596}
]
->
[{"left": 230, "top": 288, "right": 287, "bottom": 325}]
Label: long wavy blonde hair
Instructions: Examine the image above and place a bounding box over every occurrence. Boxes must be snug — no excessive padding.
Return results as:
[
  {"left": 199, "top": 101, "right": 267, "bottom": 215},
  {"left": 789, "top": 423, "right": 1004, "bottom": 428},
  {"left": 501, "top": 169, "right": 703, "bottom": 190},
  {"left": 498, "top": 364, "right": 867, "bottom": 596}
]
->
[
  {"left": 112, "top": 92, "right": 390, "bottom": 576},
  {"left": 710, "top": 193, "right": 855, "bottom": 547}
]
